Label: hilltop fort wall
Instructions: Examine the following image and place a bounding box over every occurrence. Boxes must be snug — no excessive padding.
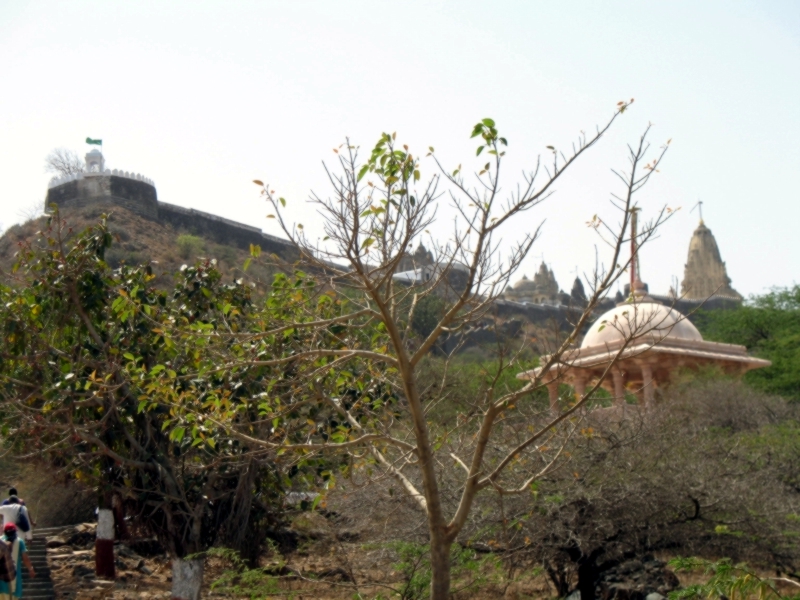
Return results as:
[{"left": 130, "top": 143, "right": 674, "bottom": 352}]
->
[{"left": 45, "top": 171, "right": 295, "bottom": 258}]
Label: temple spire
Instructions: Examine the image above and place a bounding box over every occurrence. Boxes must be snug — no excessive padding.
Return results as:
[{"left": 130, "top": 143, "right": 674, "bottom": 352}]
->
[{"left": 681, "top": 218, "right": 742, "bottom": 301}]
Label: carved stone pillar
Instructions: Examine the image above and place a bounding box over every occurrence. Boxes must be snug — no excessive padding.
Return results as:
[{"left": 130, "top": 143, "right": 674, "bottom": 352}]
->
[
  {"left": 573, "top": 377, "right": 587, "bottom": 402},
  {"left": 641, "top": 364, "right": 655, "bottom": 406},
  {"left": 612, "top": 370, "right": 625, "bottom": 407}
]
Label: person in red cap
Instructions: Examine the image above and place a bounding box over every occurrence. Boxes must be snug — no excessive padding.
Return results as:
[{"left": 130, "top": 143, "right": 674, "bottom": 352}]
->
[{"left": 0, "top": 523, "right": 34, "bottom": 599}]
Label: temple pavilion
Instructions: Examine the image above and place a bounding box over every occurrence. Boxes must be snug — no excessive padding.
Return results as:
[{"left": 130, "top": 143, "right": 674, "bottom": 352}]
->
[{"left": 518, "top": 279, "right": 770, "bottom": 409}]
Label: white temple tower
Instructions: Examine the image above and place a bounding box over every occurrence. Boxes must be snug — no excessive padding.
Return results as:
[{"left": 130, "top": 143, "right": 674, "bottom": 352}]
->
[{"left": 85, "top": 149, "right": 105, "bottom": 172}]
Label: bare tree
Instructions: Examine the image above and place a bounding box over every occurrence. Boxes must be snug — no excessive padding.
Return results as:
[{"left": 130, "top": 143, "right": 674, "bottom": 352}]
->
[
  {"left": 16, "top": 200, "right": 44, "bottom": 223},
  {"left": 220, "top": 102, "right": 674, "bottom": 599},
  {"left": 44, "top": 147, "right": 84, "bottom": 177}
]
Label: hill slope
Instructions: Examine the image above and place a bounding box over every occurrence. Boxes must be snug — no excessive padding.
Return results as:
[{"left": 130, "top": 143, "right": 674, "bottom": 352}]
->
[{"left": 0, "top": 203, "right": 279, "bottom": 288}]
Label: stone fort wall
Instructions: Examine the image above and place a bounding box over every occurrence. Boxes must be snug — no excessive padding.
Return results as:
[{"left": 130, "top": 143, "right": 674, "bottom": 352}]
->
[{"left": 45, "top": 173, "right": 295, "bottom": 258}]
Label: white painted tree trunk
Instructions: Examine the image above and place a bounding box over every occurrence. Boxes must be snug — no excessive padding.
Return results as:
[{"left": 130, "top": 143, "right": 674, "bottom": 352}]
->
[
  {"left": 95, "top": 508, "right": 115, "bottom": 579},
  {"left": 171, "top": 558, "right": 203, "bottom": 600}
]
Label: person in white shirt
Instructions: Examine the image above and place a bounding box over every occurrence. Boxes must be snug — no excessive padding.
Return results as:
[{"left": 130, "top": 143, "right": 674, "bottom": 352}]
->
[{"left": 0, "top": 499, "right": 32, "bottom": 543}]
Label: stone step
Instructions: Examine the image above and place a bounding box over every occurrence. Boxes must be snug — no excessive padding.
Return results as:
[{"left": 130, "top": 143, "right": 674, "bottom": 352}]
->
[{"left": 16, "top": 523, "right": 90, "bottom": 600}]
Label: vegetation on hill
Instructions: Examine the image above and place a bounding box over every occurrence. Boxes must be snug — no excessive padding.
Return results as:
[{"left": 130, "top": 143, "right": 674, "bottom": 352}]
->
[
  {"left": 0, "top": 203, "right": 277, "bottom": 289},
  {"left": 696, "top": 285, "right": 800, "bottom": 400}
]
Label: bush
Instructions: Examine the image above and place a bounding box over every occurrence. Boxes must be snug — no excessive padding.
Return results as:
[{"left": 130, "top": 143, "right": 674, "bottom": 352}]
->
[
  {"left": 177, "top": 234, "right": 205, "bottom": 259},
  {"left": 696, "top": 285, "right": 800, "bottom": 400},
  {"left": 455, "top": 379, "right": 800, "bottom": 597}
]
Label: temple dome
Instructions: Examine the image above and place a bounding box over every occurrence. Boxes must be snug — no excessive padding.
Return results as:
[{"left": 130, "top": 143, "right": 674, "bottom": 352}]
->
[
  {"left": 581, "top": 295, "right": 702, "bottom": 349},
  {"left": 512, "top": 275, "right": 537, "bottom": 291}
]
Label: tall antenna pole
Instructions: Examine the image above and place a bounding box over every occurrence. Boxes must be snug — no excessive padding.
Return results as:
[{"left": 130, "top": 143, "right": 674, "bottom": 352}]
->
[{"left": 691, "top": 199, "right": 704, "bottom": 223}]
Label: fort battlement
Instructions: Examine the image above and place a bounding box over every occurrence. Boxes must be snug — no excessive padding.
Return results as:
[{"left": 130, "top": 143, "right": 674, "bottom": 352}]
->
[
  {"left": 48, "top": 169, "right": 155, "bottom": 189},
  {"left": 44, "top": 153, "right": 295, "bottom": 257}
]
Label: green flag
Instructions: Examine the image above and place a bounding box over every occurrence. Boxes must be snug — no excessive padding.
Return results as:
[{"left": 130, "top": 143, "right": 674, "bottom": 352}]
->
[{"left": 86, "top": 137, "right": 102, "bottom": 146}]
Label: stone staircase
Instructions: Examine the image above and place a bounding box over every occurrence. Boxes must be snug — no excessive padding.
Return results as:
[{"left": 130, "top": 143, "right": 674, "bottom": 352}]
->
[{"left": 21, "top": 525, "right": 68, "bottom": 600}]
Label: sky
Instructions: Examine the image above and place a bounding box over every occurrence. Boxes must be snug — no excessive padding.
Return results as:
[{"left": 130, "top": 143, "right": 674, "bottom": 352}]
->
[{"left": 1, "top": 0, "right": 798, "bottom": 298}]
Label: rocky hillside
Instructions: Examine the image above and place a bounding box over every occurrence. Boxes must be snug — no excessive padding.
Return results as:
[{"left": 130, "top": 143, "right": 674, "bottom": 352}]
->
[{"left": 0, "top": 203, "right": 279, "bottom": 289}]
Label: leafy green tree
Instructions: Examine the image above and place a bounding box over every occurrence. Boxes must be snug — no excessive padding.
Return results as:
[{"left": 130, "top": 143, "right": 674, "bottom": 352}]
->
[
  {"left": 0, "top": 214, "right": 286, "bottom": 599},
  {"left": 696, "top": 285, "right": 800, "bottom": 399}
]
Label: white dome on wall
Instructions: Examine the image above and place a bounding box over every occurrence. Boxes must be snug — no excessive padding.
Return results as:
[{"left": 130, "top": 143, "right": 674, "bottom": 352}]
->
[{"left": 581, "top": 298, "right": 703, "bottom": 349}]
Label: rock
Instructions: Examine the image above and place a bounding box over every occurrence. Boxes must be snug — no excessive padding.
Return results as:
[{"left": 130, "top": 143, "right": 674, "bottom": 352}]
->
[
  {"left": 597, "top": 557, "right": 680, "bottom": 600},
  {"left": 137, "top": 560, "right": 153, "bottom": 575},
  {"left": 46, "top": 535, "right": 68, "bottom": 548},
  {"left": 117, "top": 544, "right": 143, "bottom": 560},
  {"left": 67, "top": 530, "right": 96, "bottom": 547},
  {"left": 602, "top": 583, "right": 638, "bottom": 600},
  {"left": 115, "top": 557, "right": 130, "bottom": 570},
  {"left": 335, "top": 529, "right": 360, "bottom": 542},
  {"left": 72, "top": 564, "right": 94, "bottom": 578}
]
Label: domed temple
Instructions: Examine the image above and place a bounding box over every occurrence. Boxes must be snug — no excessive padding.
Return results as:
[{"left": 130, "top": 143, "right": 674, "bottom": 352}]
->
[
  {"left": 503, "top": 262, "right": 560, "bottom": 304},
  {"left": 681, "top": 219, "right": 742, "bottom": 301},
  {"left": 518, "top": 280, "right": 769, "bottom": 410}
]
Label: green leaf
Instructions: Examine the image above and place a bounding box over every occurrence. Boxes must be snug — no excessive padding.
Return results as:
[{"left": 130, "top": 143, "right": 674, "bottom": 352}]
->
[
  {"left": 476, "top": 146, "right": 484, "bottom": 156},
  {"left": 123, "top": 352, "right": 135, "bottom": 361},
  {"left": 361, "top": 238, "right": 375, "bottom": 249},
  {"left": 170, "top": 427, "right": 186, "bottom": 442},
  {"left": 357, "top": 165, "right": 369, "bottom": 181},
  {"left": 243, "top": 258, "right": 251, "bottom": 272},
  {"left": 482, "top": 118, "right": 495, "bottom": 127},
  {"left": 279, "top": 197, "right": 286, "bottom": 207}
]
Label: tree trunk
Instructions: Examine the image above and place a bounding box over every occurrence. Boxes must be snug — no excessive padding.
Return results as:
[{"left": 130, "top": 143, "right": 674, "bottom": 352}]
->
[
  {"left": 577, "top": 558, "right": 599, "bottom": 600},
  {"left": 95, "top": 507, "right": 115, "bottom": 580},
  {"left": 171, "top": 558, "right": 204, "bottom": 600},
  {"left": 429, "top": 535, "right": 452, "bottom": 600}
]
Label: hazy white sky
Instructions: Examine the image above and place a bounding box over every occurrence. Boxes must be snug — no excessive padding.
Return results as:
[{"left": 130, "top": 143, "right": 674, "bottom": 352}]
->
[{"left": 1, "top": 0, "right": 798, "bottom": 297}]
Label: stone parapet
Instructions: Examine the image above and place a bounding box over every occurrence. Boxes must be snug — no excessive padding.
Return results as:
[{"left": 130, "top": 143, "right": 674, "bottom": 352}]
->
[{"left": 48, "top": 169, "right": 155, "bottom": 189}]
